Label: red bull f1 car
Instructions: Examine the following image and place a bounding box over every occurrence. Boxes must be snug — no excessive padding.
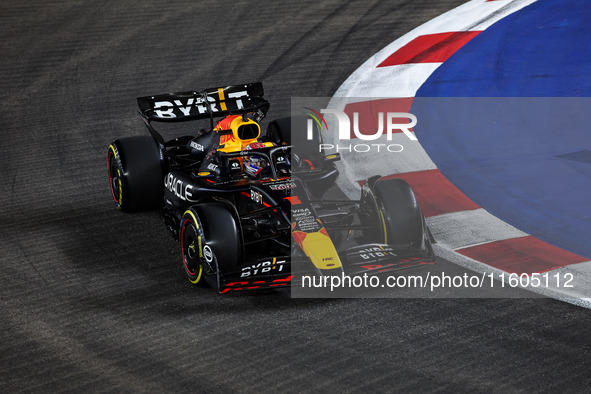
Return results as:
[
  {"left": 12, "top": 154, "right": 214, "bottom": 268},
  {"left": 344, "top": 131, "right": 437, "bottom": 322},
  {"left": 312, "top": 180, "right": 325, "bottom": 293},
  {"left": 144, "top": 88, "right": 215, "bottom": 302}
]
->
[{"left": 107, "top": 82, "right": 435, "bottom": 294}]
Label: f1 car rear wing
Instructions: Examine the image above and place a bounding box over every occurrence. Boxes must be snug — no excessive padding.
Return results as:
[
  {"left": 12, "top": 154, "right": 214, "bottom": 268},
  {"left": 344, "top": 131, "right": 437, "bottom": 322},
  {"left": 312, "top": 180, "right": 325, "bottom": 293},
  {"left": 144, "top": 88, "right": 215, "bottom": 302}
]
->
[
  {"left": 137, "top": 82, "right": 269, "bottom": 123},
  {"left": 136, "top": 82, "right": 270, "bottom": 147}
]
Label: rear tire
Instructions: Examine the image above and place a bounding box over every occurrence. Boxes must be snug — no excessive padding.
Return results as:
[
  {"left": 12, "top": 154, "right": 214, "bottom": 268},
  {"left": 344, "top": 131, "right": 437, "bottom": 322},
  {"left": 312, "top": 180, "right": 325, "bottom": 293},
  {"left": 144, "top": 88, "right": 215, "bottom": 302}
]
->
[
  {"left": 268, "top": 116, "right": 337, "bottom": 197},
  {"left": 267, "top": 116, "right": 321, "bottom": 156},
  {"left": 108, "top": 136, "right": 165, "bottom": 212}
]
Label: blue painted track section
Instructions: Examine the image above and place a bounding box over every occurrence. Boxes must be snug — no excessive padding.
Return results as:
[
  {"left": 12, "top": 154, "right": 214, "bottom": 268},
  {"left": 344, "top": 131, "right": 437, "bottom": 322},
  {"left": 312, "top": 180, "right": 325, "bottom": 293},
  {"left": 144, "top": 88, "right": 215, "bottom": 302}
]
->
[{"left": 413, "top": 0, "right": 591, "bottom": 258}]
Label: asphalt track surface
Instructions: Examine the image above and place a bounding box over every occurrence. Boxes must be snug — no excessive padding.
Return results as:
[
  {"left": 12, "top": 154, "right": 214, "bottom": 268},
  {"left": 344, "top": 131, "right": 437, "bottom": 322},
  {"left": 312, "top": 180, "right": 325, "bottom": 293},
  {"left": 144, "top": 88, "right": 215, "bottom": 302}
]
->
[{"left": 1, "top": 1, "right": 591, "bottom": 392}]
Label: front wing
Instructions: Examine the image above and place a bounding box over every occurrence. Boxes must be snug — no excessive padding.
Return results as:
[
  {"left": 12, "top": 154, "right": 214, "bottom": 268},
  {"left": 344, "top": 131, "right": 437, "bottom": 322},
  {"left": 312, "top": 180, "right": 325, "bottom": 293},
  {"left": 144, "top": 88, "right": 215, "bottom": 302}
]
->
[{"left": 215, "top": 244, "right": 435, "bottom": 294}]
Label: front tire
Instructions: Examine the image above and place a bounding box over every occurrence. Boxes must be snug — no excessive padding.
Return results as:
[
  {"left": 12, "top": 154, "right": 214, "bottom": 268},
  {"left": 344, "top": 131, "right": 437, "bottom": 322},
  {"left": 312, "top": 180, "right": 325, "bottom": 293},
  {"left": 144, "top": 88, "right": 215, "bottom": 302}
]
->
[
  {"left": 180, "top": 209, "right": 206, "bottom": 285},
  {"left": 362, "top": 177, "right": 427, "bottom": 250},
  {"left": 180, "top": 204, "right": 242, "bottom": 287}
]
